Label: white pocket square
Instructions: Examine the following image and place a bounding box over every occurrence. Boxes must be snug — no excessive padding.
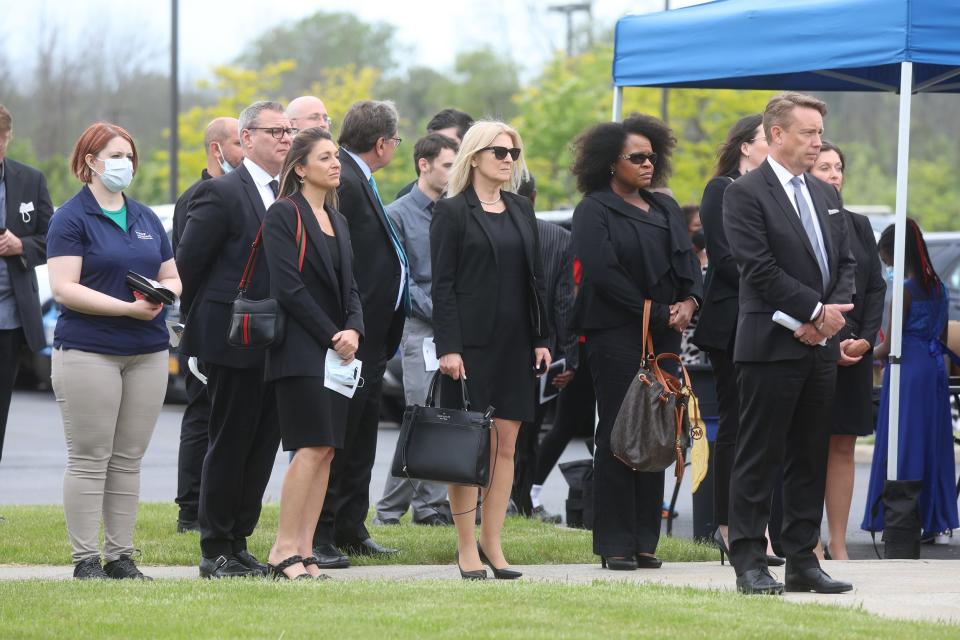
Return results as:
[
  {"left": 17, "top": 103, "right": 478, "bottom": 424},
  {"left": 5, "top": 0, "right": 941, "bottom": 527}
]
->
[{"left": 827, "top": 208, "right": 840, "bottom": 215}]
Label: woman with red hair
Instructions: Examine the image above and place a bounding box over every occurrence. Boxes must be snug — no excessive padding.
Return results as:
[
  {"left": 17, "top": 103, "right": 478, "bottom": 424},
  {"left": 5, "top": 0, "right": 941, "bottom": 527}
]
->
[{"left": 47, "top": 122, "right": 181, "bottom": 579}]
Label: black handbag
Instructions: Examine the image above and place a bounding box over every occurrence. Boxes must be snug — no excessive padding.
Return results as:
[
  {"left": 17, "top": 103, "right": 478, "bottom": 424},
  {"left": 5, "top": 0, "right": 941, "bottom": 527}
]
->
[
  {"left": 610, "top": 300, "right": 695, "bottom": 479},
  {"left": 227, "top": 198, "right": 305, "bottom": 349},
  {"left": 390, "top": 371, "right": 494, "bottom": 487}
]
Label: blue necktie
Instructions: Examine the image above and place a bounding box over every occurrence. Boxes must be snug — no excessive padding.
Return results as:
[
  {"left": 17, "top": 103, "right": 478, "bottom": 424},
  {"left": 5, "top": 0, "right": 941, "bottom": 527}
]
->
[
  {"left": 789, "top": 176, "right": 829, "bottom": 292},
  {"left": 368, "top": 175, "right": 411, "bottom": 315}
]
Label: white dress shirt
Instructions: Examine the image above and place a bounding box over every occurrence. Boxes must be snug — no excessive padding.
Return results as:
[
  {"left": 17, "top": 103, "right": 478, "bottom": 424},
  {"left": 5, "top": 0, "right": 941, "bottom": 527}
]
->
[{"left": 242, "top": 157, "right": 279, "bottom": 211}]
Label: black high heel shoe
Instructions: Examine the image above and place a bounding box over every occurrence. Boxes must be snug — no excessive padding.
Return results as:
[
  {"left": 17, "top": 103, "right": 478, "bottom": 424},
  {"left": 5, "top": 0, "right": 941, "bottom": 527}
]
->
[
  {"left": 267, "top": 555, "right": 312, "bottom": 580},
  {"left": 477, "top": 543, "right": 522, "bottom": 580},
  {"left": 600, "top": 556, "right": 638, "bottom": 571},
  {"left": 713, "top": 528, "right": 785, "bottom": 567},
  {"left": 455, "top": 550, "right": 487, "bottom": 581}
]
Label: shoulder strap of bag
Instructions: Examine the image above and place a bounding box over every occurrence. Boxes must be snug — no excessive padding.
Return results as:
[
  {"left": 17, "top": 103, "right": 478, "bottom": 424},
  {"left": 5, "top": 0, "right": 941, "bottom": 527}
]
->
[
  {"left": 641, "top": 299, "right": 654, "bottom": 361},
  {"left": 235, "top": 198, "right": 306, "bottom": 294}
]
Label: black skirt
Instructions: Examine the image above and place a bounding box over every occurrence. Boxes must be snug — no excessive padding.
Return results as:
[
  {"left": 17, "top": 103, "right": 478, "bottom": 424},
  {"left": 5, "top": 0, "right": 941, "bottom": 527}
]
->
[
  {"left": 832, "top": 355, "right": 876, "bottom": 436},
  {"left": 275, "top": 375, "right": 348, "bottom": 450}
]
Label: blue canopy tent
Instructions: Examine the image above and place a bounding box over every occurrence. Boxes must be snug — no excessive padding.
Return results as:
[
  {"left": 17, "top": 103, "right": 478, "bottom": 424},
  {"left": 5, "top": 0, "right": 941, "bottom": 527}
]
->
[{"left": 612, "top": 0, "right": 960, "bottom": 485}]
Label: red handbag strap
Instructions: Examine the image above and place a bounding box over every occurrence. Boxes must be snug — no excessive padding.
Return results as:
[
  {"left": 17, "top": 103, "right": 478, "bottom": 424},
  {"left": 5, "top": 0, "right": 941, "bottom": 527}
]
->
[{"left": 236, "top": 197, "right": 306, "bottom": 294}]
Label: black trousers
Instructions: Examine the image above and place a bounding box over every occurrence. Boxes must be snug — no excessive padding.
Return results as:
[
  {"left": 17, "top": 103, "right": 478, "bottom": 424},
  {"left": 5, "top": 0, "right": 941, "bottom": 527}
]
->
[
  {"left": 314, "top": 357, "right": 387, "bottom": 547},
  {"left": 728, "top": 355, "right": 834, "bottom": 575},
  {"left": 175, "top": 365, "right": 210, "bottom": 522},
  {"left": 198, "top": 362, "right": 280, "bottom": 558},
  {"left": 512, "top": 399, "right": 549, "bottom": 515},
  {"left": 587, "top": 325, "right": 675, "bottom": 557},
  {"left": 704, "top": 347, "right": 739, "bottom": 527},
  {"left": 534, "top": 357, "right": 596, "bottom": 485},
  {"left": 0, "top": 328, "right": 24, "bottom": 464}
]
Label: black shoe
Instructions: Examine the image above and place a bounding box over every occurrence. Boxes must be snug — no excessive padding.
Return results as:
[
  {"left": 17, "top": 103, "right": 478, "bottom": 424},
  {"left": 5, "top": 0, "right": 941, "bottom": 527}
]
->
[
  {"left": 766, "top": 554, "right": 786, "bottom": 567},
  {"left": 104, "top": 556, "right": 152, "bottom": 580},
  {"left": 455, "top": 550, "right": 487, "bottom": 581},
  {"left": 600, "top": 556, "right": 638, "bottom": 571},
  {"left": 736, "top": 568, "right": 784, "bottom": 595},
  {"left": 477, "top": 543, "right": 522, "bottom": 579},
  {"left": 267, "top": 555, "right": 311, "bottom": 580},
  {"left": 342, "top": 537, "right": 399, "bottom": 557},
  {"left": 233, "top": 549, "right": 268, "bottom": 576},
  {"left": 301, "top": 556, "right": 333, "bottom": 580},
  {"left": 73, "top": 557, "right": 108, "bottom": 579},
  {"left": 635, "top": 554, "right": 663, "bottom": 569},
  {"left": 784, "top": 567, "right": 853, "bottom": 594},
  {"left": 530, "top": 505, "right": 562, "bottom": 524},
  {"left": 372, "top": 516, "right": 401, "bottom": 526},
  {"left": 312, "top": 544, "right": 350, "bottom": 569},
  {"left": 199, "top": 555, "right": 256, "bottom": 578},
  {"left": 414, "top": 513, "right": 452, "bottom": 527},
  {"left": 176, "top": 518, "right": 200, "bottom": 534}
]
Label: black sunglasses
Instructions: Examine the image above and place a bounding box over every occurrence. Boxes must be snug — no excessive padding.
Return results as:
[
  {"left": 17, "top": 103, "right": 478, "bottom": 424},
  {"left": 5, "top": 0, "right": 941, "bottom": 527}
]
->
[
  {"left": 480, "top": 146, "right": 521, "bottom": 161},
  {"left": 620, "top": 152, "right": 658, "bottom": 166},
  {"left": 248, "top": 126, "right": 299, "bottom": 140}
]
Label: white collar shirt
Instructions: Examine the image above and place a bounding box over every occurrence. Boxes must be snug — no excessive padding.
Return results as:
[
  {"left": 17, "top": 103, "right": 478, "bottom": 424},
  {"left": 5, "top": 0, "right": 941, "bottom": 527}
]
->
[{"left": 243, "top": 157, "right": 279, "bottom": 211}]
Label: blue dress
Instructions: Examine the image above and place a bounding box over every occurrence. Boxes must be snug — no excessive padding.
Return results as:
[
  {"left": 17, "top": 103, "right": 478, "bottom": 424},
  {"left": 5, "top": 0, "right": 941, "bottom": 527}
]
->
[{"left": 862, "top": 278, "right": 959, "bottom": 537}]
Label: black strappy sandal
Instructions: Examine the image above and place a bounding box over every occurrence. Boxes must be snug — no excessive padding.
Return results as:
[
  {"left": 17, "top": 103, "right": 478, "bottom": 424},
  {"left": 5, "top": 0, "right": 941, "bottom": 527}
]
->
[
  {"left": 301, "top": 556, "right": 332, "bottom": 580},
  {"left": 268, "top": 555, "right": 311, "bottom": 580}
]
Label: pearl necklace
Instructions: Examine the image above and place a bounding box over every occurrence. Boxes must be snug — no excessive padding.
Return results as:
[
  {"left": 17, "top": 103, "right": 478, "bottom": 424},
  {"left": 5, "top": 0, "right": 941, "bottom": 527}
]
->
[{"left": 478, "top": 193, "right": 502, "bottom": 205}]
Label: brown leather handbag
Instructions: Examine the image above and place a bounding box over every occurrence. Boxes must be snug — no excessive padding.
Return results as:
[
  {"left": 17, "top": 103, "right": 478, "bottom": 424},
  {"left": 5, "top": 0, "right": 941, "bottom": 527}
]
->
[{"left": 611, "top": 300, "right": 697, "bottom": 479}]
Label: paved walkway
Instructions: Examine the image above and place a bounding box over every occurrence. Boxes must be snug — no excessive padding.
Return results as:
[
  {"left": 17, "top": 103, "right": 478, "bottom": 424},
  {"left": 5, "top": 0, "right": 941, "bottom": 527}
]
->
[{"left": 3, "top": 560, "right": 958, "bottom": 626}]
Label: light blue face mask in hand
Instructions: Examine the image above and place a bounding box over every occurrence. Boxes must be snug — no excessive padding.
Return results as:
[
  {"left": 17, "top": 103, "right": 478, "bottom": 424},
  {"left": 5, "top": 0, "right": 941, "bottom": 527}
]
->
[{"left": 324, "top": 350, "right": 363, "bottom": 399}]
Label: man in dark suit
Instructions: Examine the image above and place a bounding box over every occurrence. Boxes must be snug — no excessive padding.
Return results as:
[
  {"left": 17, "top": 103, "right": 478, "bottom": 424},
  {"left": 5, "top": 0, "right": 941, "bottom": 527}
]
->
[
  {"left": 312, "top": 100, "right": 407, "bottom": 566},
  {"left": 0, "top": 104, "right": 54, "bottom": 464},
  {"left": 723, "top": 92, "right": 855, "bottom": 595},
  {"left": 177, "top": 101, "right": 295, "bottom": 578},
  {"left": 171, "top": 116, "right": 242, "bottom": 534},
  {"left": 394, "top": 108, "right": 473, "bottom": 199}
]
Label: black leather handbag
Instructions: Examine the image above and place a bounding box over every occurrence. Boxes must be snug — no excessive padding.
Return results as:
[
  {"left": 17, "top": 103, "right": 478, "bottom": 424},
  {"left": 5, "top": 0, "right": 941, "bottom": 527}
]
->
[
  {"left": 227, "top": 198, "right": 305, "bottom": 349},
  {"left": 390, "top": 371, "right": 494, "bottom": 487}
]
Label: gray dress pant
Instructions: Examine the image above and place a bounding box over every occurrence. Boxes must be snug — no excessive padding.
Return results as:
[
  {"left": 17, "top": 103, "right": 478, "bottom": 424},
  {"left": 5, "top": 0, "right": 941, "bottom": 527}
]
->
[{"left": 375, "top": 318, "right": 449, "bottom": 521}]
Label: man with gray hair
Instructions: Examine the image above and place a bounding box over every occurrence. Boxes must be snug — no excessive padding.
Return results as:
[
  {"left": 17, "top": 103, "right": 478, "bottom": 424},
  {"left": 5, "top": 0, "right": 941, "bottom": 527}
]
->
[
  {"left": 286, "top": 96, "right": 333, "bottom": 132},
  {"left": 312, "top": 100, "right": 408, "bottom": 566},
  {"left": 177, "top": 100, "right": 295, "bottom": 578}
]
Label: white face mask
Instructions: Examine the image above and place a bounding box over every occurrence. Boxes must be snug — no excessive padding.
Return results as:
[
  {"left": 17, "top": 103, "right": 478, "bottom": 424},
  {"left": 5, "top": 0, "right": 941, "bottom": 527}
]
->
[{"left": 93, "top": 157, "right": 134, "bottom": 192}]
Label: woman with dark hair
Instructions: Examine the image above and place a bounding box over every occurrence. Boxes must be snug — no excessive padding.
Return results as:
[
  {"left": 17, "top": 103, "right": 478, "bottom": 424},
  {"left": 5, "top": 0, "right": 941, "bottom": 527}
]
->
[
  {"left": 47, "top": 122, "right": 181, "bottom": 579},
  {"left": 690, "top": 114, "right": 783, "bottom": 565},
  {"left": 570, "top": 114, "right": 702, "bottom": 570},
  {"left": 862, "top": 219, "right": 959, "bottom": 543},
  {"left": 810, "top": 141, "right": 885, "bottom": 560},
  {"left": 262, "top": 127, "right": 364, "bottom": 579}
]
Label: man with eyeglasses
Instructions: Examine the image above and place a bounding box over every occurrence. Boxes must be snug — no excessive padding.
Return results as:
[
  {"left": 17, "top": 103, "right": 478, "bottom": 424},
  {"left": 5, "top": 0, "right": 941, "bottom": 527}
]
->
[
  {"left": 177, "top": 101, "right": 294, "bottom": 578},
  {"left": 312, "top": 100, "right": 407, "bottom": 568},
  {"left": 286, "top": 96, "right": 333, "bottom": 132}
]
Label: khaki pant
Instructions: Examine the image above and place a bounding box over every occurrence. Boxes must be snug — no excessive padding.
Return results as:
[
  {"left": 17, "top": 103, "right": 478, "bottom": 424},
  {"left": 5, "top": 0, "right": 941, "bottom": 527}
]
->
[{"left": 52, "top": 348, "right": 168, "bottom": 563}]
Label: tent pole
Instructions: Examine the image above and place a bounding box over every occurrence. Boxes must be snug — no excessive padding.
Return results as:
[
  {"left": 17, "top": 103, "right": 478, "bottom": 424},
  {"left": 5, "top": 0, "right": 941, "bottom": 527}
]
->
[
  {"left": 887, "top": 61, "right": 913, "bottom": 481},
  {"left": 612, "top": 86, "right": 623, "bottom": 122}
]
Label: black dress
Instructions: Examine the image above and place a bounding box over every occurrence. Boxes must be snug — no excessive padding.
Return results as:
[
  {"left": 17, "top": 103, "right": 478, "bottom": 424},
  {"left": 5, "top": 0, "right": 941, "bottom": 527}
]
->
[
  {"left": 832, "top": 210, "right": 885, "bottom": 436},
  {"left": 275, "top": 231, "right": 348, "bottom": 451},
  {"left": 441, "top": 210, "right": 535, "bottom": 422}
]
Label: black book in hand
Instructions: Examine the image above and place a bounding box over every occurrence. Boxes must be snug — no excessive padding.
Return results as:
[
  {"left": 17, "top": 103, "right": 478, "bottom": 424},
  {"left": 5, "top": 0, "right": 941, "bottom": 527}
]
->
[{"left": 126, "top": 271, "right": 176, "bottom": 305}]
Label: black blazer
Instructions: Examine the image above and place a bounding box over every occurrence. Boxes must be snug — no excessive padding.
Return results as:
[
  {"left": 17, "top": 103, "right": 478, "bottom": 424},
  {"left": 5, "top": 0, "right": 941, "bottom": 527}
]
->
[
  {"left": 570, "top": 187, "right": 703, "bottom": 335},
  {"left": 692, "top": 173, "right": 740, "bottom": 352},
  {"left": 262, "top": 192, "right": 364, "bottom": 381},
  {"left": 336, "top": 151, "right": 405, "bottom": 361},
  {"left": 171, "top": 169, "right": 211, "bottom": 318},
  {"left": 723, "top": 160, "right": 856, "bottom": 363},
  {"left": 840, "top": 209, "right": 885, "bottom": 348},
  {"left": 1, "top": 158, "right": 54, "bottom": 352},
  {"left": 430, "top": 187, "right": 550, "bottom": 357},
  {"left": 176, "top": 163, "right": 271, "bottom": 369},
  {"left": 537, "top": 219, "right": 578, "bottom": 369}
]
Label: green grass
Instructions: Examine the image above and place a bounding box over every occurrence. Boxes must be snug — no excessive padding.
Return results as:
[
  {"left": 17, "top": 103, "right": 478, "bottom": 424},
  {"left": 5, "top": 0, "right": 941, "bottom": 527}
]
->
[
  {"left": 1, "top": 580, "right": 956, "bottom": 639},
  {"left": 0, "top": 503, "right": 716, "bottom": 566}
]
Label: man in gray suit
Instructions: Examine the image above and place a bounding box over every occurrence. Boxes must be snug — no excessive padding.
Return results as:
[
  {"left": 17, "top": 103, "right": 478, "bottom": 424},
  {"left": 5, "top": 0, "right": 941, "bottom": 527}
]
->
[{"left": 374, "top": 133, "right": 458, "bottom": 526}]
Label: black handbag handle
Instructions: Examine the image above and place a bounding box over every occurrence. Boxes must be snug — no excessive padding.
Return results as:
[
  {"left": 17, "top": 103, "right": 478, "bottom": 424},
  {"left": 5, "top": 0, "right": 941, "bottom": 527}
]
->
[{"left": 424, "top": 370, "right": 471, "bottom": 411}]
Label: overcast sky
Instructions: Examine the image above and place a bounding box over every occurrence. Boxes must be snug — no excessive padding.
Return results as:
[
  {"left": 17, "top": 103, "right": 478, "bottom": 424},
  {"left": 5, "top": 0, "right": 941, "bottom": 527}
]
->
[{"left": 1, "top": 0, "right": 707, "bottom": 84}]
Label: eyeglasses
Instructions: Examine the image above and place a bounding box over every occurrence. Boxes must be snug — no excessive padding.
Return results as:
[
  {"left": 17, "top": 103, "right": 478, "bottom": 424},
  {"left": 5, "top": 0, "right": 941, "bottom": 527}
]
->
[
  {"left": 298, "top": 114, "right": 333, "bottom": 127},
  {"left": 388, "top": 136, "right": 402, "bottom": 147},
  {"left": 480, "top": 146, "right": 521, "bottom": 161},
  {"left": 248, "top": 127, "right": 299, "bottom": 140},
  {"left": 619, "top": 152, "right": 658, "bottom": 166}
]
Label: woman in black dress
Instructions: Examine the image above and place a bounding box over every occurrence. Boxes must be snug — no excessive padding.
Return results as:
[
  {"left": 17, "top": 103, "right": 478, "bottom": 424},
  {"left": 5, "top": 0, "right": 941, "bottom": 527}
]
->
[
  {"left": 431, "top": 121, "right": 551, "bottom": 580},
  {"left": 262, "top": 127, "right": 364, "bottom": 579},
  {"left": 810, "top": 141, "right": 885, "bottom": 560},
  {"left": 570, "top": 115, "right": 702, "bottom": 570}
]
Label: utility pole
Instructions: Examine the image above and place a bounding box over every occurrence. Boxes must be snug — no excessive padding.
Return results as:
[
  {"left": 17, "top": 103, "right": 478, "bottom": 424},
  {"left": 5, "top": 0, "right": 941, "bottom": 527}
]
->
[
  {"left": 169, "top": 0, "right": 179, "bottom": 203},
  {"left": 660, "top": 0, "right": 671, "bottom": 123},
  {"left": 549, "top": 2, "right": 592, "bottom": 57}
]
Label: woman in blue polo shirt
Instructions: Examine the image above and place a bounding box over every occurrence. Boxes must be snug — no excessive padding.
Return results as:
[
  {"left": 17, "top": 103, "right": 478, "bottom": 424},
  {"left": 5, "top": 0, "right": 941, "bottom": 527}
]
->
[{"left": 47, "top": 122, "right": 181, "bottom": 580}]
